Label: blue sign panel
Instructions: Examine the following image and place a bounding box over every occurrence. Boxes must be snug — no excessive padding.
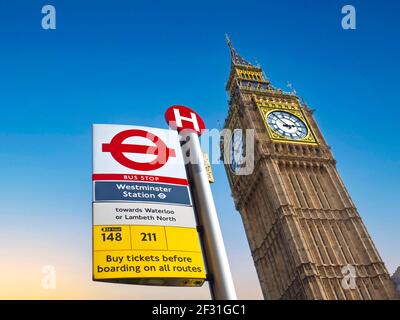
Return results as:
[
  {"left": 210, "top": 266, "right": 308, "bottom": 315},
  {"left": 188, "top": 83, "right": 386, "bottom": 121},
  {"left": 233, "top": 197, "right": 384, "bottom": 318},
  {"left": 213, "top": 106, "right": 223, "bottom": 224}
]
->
[{"left": 94, "top": 181, "right": 191, "bottom": 206}]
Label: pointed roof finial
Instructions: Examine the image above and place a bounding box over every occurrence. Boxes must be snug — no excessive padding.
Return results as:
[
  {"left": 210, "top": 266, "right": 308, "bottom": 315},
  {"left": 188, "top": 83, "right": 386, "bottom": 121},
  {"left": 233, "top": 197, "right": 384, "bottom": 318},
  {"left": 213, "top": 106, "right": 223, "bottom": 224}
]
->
[
  {"left": 225, "top": 33, "right": 233, "bottom": 49},
  {"left": 287, "top": 81, "right": 297, "bottom": 95},
  {"left": 225, "top": 34, "right": 252, "bottom": 67}
]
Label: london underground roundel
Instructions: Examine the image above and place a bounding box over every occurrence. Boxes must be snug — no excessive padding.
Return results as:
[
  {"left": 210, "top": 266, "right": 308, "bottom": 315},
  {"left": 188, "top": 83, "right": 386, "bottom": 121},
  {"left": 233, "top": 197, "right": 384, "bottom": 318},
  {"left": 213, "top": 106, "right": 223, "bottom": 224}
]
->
[
  {"left": 92, "top": 124, "right": 188, "bottom": 182},
  {"left": 101, "top": 129, "right": 176, "bottom": 171}
]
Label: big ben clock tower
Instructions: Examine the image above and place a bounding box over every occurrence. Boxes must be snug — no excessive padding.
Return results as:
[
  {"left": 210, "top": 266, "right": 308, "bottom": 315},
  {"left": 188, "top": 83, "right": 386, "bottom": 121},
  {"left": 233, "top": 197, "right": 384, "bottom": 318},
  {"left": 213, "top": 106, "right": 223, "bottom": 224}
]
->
[{"left": 222, "top": 37, "right": 397, "bottom": 300}]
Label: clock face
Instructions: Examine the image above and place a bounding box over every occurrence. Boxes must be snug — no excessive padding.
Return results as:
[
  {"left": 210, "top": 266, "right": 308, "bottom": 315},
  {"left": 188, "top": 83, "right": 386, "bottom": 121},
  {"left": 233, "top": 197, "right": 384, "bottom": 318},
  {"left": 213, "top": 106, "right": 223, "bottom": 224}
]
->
[
  {"left": 267, "top": 111, "right": 308, "bottom": 140},
  {"left": 230, "top": 130, "right": 244, "bottom": 173}
]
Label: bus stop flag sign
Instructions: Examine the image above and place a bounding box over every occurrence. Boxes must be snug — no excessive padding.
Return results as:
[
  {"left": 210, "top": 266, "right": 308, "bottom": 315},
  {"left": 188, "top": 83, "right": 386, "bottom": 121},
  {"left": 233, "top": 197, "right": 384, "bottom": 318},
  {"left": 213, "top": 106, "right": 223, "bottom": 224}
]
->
[{"left": 92, "top": 124, "right": 206, "bottom": 287}]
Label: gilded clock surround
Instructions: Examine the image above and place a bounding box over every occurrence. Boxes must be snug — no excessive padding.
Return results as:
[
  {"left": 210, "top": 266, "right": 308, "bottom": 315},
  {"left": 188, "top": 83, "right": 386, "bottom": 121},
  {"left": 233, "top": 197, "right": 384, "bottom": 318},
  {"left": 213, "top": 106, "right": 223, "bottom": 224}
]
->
[
  {"left": 260, "top": 107, "right": 317, "bottom": 144},
  {"left": 252, "top": 94, "right": 317, "bottom": 145}
]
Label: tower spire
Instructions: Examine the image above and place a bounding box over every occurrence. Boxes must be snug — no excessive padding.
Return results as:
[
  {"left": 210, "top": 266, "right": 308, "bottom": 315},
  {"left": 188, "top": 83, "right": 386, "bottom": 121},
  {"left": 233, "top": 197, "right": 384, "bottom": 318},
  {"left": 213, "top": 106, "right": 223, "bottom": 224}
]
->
[{"left": 225, "top": 34, "right": 253, "bottom": 67}]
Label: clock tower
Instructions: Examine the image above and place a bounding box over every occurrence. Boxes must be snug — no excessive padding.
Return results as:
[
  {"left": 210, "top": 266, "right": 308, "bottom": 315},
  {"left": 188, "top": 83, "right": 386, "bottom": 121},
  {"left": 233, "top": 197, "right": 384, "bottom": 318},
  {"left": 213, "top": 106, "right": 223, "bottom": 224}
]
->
[{"left": 222, "top": 37, "right": 398, "bottom": 300}]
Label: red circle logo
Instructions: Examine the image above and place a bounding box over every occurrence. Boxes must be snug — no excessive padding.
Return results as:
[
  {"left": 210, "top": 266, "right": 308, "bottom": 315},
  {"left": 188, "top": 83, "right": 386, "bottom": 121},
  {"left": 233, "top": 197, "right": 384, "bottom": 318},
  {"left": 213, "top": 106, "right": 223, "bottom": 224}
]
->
[{"left": 102, "top": 129, "right": 176, "bottom": 171}]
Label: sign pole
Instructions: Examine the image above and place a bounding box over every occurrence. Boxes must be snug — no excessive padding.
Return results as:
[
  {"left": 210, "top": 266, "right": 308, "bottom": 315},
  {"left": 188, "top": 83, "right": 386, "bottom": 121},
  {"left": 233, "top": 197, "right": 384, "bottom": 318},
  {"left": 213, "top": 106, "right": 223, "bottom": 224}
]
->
[
  {"left": 165, "top": 105, "right": 237, "bottom": 300},
  {"left": 185, "top": 131, "right": 237, "bottom": 300}
]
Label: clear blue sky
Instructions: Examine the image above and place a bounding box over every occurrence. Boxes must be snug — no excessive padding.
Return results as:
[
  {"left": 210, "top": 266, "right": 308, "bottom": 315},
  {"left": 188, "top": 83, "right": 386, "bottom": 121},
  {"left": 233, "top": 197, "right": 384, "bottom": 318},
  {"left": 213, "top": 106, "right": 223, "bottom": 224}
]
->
[{"left": 0, "top": 0, "right": 399, "bottom": 299}]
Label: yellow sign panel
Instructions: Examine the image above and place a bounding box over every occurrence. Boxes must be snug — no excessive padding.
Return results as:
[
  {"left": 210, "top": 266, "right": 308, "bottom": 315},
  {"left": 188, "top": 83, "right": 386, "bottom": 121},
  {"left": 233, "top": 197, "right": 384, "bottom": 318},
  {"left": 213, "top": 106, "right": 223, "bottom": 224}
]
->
[
  {"left": 93, "top": 226, "right": 131, "bottom": 251},
  {"left": 130, "top": 226, "right": 167, "bottom": 251},
  {"left": 93, "top": 224, "right": 206, "bottom": 286}
]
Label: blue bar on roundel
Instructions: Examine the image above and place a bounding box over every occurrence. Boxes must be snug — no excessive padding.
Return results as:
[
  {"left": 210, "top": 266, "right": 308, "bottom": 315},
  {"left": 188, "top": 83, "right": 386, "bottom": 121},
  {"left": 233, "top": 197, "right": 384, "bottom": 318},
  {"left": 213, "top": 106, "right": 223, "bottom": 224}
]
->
[{"left": 94, "top": 181, "right": 192, "bottom": 206}]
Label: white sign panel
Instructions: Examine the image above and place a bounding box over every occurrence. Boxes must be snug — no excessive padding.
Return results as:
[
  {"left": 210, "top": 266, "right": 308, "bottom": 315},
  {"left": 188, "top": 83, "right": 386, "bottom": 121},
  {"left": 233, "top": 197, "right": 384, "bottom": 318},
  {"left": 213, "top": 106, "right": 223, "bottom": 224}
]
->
[
  {"left": 92, "top": 124, "right": 187, "bottom": 183},
  {"left": 93, "top": 202, "right": 197, "bottom": 228}
]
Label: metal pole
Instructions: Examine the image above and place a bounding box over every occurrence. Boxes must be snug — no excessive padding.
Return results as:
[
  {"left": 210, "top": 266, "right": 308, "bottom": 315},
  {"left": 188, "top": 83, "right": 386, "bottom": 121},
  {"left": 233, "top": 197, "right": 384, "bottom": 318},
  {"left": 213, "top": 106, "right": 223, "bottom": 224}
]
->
[{"left": 184, "top": 131, "right": 237, "bottom": 300}]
